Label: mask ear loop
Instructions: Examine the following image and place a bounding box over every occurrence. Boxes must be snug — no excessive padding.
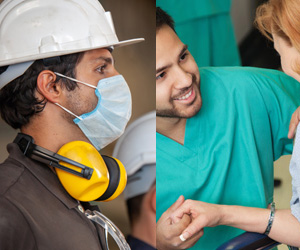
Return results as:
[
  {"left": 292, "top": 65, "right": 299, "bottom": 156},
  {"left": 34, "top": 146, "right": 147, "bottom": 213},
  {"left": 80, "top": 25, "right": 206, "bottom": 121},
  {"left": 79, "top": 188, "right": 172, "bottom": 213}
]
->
[
  {"left": 54, "top": 72, "right": 97, "bottom": 89},
  {"left": 53, "top": 73, "right": 97, "bottom": 121},
  {"left": 55, "top": 102, "right": 83, "bottom": 121}
]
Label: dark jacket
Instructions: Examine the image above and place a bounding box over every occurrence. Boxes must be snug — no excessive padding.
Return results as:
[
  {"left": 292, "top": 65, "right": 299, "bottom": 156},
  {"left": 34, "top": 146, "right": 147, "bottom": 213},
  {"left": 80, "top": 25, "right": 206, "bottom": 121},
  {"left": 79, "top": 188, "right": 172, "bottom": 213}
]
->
[{"left": 0, "top": 143, "right": 107, "bottom": 250}]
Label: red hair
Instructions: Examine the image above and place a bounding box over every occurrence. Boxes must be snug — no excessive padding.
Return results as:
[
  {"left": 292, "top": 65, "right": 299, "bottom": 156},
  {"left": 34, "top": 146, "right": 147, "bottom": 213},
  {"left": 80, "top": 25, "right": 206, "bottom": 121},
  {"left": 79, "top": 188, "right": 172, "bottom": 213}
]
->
[
  {"left": 255, "top": 0, "right": 300, "bottom": 50},
  {"left": 255, "top": 0, "right": 300, "bottom": 72}
]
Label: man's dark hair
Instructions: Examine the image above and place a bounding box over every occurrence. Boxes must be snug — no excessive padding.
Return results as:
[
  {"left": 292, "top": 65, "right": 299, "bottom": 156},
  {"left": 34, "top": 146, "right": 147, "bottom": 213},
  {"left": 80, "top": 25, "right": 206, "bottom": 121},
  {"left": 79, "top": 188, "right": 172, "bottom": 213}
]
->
[
  {"left": 156, "top": 7, "right": 175, "bottom": 32},
  {"left": 126, "top": 194, "right": 145, "bottom": 224},
  {"left": 0, "top": 53, "right": 84, "bottom": 129},
  {"left": 126, "top": 180, "right": 155, "bottom": 225}
]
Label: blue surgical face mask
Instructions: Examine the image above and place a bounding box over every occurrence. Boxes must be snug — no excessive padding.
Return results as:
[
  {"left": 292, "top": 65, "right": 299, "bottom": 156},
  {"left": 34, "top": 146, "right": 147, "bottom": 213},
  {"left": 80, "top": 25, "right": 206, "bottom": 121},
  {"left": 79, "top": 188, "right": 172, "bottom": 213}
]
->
[{"left": 54, "top": 73, "right": 132, "bottom": 150}]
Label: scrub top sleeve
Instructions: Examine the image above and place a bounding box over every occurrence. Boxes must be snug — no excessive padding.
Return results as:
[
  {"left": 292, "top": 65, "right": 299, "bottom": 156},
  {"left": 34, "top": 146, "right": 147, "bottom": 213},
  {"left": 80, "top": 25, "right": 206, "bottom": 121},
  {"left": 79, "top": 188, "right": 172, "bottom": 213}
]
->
[{"left": 254, "top": 70, "right": 300, "bottom": 160}]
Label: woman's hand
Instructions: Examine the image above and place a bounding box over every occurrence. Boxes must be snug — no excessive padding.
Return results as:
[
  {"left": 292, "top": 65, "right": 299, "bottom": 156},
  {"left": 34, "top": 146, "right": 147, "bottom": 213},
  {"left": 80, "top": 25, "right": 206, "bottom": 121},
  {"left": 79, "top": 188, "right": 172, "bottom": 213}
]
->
[
  {"left": 169, "top": 200, "right": 222, "bottom": 242},
  {"left": 156, "top": 196, "right": 203, "bottom": 250}
]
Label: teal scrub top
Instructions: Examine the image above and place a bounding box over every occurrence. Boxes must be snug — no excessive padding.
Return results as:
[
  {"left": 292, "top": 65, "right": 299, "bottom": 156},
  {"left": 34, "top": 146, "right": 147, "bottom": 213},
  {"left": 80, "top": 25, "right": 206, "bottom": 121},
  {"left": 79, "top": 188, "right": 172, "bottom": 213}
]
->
[
  {"left": 156, "top": 0, "right": 241, "bottom": 67},
  {"left": 156, "top": 67, "right": 300, "bottom": 249}
]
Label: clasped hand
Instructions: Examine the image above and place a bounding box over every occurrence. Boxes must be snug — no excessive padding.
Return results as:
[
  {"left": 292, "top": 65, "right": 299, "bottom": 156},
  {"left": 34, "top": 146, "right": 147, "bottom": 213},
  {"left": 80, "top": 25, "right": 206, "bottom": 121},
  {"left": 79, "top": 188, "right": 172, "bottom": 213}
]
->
[{"left": 157, "top": 196, "right": 221, "bottom": 250}]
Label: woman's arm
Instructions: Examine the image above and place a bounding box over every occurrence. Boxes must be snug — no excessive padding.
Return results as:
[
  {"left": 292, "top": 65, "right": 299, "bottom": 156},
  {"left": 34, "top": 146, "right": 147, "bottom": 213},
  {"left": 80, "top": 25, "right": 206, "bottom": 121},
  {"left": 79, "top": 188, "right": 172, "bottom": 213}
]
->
[{"left": 170, "top": 200, "right": 300, "bottom": 247}]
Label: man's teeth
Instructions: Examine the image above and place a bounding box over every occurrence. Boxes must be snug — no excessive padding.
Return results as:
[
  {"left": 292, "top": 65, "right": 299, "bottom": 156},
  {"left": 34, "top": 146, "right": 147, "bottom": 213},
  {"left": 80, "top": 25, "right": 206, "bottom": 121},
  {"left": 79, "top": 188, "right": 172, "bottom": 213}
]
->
[{"left": 177, "top": 90, "right": 192, "bottom": 100}]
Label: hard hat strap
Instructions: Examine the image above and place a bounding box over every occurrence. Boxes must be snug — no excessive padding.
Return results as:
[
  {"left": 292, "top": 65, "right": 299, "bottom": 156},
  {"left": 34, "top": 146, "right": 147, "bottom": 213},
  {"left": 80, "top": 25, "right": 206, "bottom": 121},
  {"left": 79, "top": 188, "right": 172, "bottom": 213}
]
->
[{"left": 43, "top": 57, "right": 61, "bottom": 67}]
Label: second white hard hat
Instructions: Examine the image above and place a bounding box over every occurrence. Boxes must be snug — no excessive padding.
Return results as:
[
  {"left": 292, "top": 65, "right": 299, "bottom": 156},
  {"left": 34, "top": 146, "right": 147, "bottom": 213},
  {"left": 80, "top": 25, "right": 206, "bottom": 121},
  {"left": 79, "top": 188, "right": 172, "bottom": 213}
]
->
[{"left": 113, "top": 111, "right": 156, "bottom": 200}]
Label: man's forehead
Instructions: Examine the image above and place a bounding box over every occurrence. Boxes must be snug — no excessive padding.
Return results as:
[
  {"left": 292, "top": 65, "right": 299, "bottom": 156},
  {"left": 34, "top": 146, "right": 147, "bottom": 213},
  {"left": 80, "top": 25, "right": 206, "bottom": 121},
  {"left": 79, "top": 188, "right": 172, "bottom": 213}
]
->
[
  {"left": 156, "top": 25, "right": 179, "bottom": 51},
  {"left": 82, "top": 48, "right": 114, "bottom": 62},
  {"left": 156, "top": 25, "right": 185, "bottom": 70}
]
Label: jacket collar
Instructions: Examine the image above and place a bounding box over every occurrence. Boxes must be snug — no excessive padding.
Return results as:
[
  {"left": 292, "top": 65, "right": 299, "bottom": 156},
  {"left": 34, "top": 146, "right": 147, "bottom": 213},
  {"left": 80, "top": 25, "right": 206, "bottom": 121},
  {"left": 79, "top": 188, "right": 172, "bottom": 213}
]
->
[{"left": 7, "top": 142, "right": 78, "bottom": 209}]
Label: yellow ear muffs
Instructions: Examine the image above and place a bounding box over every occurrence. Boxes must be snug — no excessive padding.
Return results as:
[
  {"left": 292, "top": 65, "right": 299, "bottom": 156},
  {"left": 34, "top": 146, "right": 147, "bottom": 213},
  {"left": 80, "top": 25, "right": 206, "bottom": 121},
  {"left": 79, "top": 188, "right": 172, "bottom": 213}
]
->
[{"left": 56, "top": 141, "right": 127, "bottom": 202}]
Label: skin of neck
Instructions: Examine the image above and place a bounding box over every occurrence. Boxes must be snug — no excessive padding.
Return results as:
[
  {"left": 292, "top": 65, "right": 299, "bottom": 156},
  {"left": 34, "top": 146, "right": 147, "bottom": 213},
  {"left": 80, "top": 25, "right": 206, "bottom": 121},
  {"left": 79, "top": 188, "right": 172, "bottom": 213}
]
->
[
  {"left": 156, "top": 116, "right": 187, "bottom": 145},
  {"left": 21, "top": 101, "right": 89, "bottom": 153}
]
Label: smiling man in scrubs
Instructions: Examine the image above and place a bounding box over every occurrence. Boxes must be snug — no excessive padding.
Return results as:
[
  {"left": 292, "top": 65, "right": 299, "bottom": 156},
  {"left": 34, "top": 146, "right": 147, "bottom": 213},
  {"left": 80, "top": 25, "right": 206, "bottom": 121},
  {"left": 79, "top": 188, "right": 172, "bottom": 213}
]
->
[{"left": 156, "top": 7, "right": 300, "bottom": 250}]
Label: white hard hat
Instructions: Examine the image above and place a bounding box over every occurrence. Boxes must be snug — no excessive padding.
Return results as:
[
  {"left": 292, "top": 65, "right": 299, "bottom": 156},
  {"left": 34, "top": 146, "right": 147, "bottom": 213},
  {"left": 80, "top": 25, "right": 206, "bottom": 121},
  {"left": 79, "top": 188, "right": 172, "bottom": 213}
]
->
[
  {"left": 0, "top": 0, "right": 143, "bottom": 87},
  {"left": 113, "top": 111, "right": 156, "bottom": 200}
]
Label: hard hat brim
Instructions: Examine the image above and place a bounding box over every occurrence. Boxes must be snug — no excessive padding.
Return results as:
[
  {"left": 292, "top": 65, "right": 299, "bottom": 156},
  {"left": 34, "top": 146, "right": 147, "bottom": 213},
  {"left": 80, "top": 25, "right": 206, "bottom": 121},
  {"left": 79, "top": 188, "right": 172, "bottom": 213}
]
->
[
  {"left": 0, "top": 37, "right": 144, "bottom": 88},
  {"left": 0, "top": 38, "right": 144, "bottom": 67}
]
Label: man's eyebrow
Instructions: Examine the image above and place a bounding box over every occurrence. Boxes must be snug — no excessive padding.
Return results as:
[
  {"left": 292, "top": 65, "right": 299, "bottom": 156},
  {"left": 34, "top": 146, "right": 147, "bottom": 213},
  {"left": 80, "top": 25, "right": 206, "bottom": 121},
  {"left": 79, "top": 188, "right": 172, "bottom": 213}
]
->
[
  {"left": 156, "top": 64, "right": 170, "bottom": 74},
  {"left": 156, "top": 44, "right": 188, "bottom": 74},
  {"left": 93, "top": 56, "right": 114, "bottom": 64}
]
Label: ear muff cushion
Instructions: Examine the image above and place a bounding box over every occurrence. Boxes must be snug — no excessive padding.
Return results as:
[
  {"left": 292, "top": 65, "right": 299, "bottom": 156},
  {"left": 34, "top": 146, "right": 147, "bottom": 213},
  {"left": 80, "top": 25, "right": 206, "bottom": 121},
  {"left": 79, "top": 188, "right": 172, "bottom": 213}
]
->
[{"left": 96, "top": 156, "right": 120, "bottom": 201}]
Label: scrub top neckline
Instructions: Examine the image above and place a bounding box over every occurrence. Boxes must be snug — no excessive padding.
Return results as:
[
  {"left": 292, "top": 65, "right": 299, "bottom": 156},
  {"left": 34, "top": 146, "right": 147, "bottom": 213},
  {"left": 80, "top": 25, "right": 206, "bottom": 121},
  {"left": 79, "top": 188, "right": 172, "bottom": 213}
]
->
[{"left": 156, "top": 114, "right": 201, "bottom": 154}]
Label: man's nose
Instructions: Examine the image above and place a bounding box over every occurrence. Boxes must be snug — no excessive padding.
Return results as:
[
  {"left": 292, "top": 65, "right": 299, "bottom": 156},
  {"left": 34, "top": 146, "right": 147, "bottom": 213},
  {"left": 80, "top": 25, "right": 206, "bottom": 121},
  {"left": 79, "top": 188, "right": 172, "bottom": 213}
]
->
[
  {"left": 173, "top": 67, "right": 192, "bottom": 89},
  {"left": 111, "top": 68, "right": 119, "bottom": 77}
]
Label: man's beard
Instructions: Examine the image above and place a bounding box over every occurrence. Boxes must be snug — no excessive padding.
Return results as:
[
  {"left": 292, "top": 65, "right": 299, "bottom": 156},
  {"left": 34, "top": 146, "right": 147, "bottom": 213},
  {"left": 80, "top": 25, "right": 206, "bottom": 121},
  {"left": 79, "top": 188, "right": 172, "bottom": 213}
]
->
[
  {"left": 62, "top": 89, "right": 98, "bottom": 124},
  {"left": 156, "top": 73, "right": 201, "bottom": 119}
]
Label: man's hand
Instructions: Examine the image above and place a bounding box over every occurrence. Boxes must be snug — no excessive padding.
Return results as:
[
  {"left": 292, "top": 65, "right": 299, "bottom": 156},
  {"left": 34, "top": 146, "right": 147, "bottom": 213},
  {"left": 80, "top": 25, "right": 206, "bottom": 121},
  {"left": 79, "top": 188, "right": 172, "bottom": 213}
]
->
[
  {"left": 156, "top": 196, "right": 202, "bottom": 250},
  {"left": 288, "top": 107, "right": 300, "bottom": 139},
  {"left": 169, "top": 200, "right": 222, "bottom": 242}
]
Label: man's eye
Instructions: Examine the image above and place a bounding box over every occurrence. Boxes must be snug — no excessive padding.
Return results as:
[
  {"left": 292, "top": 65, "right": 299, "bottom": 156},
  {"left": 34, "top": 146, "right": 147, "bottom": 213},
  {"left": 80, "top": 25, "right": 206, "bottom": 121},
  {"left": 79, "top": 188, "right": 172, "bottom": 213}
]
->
[
  {"left": 180, "top": 53, "right": 187, "bottom": 61},
  {"left": 156, "top": 72, "right": 165, "bottom": 80},
  {"left": 96, "top": 65, "right": 107, "bottom": 73}
]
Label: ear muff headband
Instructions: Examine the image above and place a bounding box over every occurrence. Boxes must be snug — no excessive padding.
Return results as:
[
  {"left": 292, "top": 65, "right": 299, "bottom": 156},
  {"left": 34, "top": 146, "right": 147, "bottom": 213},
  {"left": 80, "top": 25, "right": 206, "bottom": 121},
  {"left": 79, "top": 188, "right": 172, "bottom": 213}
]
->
[{"left": 14, "top": 133, "right": 93, "bottom": 179}]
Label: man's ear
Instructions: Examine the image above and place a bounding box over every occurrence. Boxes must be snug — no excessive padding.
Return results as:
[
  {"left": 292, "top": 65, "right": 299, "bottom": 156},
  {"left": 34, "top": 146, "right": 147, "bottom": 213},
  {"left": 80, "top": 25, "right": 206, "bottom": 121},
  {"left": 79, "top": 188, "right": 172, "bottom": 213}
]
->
[{"left": 36, "top": 70, "right": 61, "bottom": 103}]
